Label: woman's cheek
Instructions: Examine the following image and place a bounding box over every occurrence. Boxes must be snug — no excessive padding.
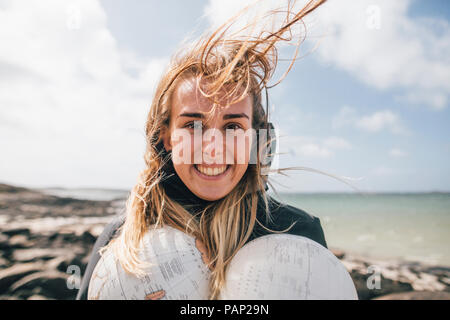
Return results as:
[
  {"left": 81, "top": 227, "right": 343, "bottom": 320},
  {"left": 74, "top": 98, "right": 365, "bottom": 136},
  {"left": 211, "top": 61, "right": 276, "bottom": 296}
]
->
[
  {"left": 233, "top": 134, "right": 252, "bottom": 165},
  {"left": 229, "top": 133, "right": 247, "bottom": 165},
  {"left": 190, "top": 134, "right": 196, "bottom": 164}
]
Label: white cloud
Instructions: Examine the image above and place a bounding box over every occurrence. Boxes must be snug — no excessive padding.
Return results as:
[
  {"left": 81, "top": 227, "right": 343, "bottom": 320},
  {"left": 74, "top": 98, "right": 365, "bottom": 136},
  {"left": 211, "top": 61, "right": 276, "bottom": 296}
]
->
[
  {"left": 332, "top": 106, "right": 409, "bottom": 135},
  {"left": 204, "top": 0, "right": 450, "bottom": 110},
  {"left": 331, "top": 106, "right": 357, "bottom": 129},
  {"left": 356, "top": 110, "right": 403, "bottom": 134},
  {"left": 323, "top": 136, "right": 352, "bottom": 150},
  {"left": 278, "top": 134, "right": 351, "bottom": 159},
  {"left": 399, "top": 90, "right": 448, "bottom": 110},
  {"left": 371, "top": 166, "right": 396, "bottom": 176},
  {"left": 296, "top": 143, "right": 331, "bottom": 158},
  {"left": 389, "top": 148, "right": 408, "bottom": 158},
  {"left": 0, "top": 0, "right": 168, "bottom": 188},
  {"left": 279, "top": 135, "right": 330, "bottom": 159},
  {"left": 313, "top": 0, "right": 450, "bottom": 110}
]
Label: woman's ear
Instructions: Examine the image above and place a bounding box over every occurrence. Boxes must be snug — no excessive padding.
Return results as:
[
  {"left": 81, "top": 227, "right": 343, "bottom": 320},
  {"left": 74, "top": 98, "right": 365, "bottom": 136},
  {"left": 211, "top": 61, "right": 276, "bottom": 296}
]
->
[{"left": 161, "top": 126, "right": 172, "bottom": 152}]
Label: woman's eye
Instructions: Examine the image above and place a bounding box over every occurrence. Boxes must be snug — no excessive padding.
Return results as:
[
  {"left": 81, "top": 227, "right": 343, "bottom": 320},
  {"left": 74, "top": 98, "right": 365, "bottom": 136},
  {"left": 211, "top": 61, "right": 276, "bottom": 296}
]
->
[
  {"left": 226, "top": 123, "right": 242, "bottom": 130},
  {"left": 184, "top": 122, "right": 242, "bottom": 130},
  {"left": 184, "top": 121, "right": 203, "bottom": 129}
]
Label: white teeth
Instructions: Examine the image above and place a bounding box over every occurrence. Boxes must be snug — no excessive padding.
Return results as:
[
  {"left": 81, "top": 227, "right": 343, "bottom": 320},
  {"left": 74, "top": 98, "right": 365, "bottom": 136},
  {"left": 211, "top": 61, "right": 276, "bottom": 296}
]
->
[{"left": 196, "top": 165, "right": 227, "bottom": 176}]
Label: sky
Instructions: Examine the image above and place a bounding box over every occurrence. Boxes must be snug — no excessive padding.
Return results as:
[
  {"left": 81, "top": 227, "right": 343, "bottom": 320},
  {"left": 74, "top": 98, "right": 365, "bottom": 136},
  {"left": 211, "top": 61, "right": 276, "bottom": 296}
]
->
[{"left": 0, "top": 0, "right": 449, "bottom": 193}]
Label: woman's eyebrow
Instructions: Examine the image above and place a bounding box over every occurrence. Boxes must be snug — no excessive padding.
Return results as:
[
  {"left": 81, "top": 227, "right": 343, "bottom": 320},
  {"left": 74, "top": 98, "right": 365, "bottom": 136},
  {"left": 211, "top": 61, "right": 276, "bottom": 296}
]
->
[
  {"left": 223, "top": 113, "right": 249, "bottom": 120},
  {"left": 177, "top": 112, "right": 249, "bottom": 120},
  {"left": 177, "top": 112, "right": 204, "bottom": 119}
]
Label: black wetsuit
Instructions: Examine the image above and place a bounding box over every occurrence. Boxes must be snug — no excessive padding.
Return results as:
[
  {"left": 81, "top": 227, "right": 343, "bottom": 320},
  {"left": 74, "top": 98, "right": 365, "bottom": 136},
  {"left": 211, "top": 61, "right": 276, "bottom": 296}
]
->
[{"left": 76, "top": 163, "right": 328, "bottom": 300}]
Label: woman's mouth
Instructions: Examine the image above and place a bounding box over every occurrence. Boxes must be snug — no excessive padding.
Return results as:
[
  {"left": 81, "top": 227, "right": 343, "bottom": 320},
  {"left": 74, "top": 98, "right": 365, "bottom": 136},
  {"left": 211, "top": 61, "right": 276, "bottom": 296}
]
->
[{"left": 193, "top": 164, "right": 231, "bottom": 180}]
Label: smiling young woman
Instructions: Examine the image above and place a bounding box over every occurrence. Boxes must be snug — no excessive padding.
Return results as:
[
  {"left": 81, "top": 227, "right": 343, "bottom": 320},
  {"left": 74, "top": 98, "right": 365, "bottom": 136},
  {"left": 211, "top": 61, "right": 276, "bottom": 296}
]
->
[
  {"left": 77, "top": 0, "right": 329, "bottom": 300},
  {"left": 162, "top": 76, "right": 255, "bottom": 201}
]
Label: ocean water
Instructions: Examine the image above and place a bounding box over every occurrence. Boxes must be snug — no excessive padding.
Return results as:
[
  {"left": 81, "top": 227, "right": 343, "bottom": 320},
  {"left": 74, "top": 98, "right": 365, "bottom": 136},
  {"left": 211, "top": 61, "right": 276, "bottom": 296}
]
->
[
  {"left": 272, "top": 192, "right": 450, "bottom": 267},
  {"left": 41, "top": 188, "right": 450, "bottom": 267},
  {"left": 40, "top": 188, "right": 129, "bottom": 202}
]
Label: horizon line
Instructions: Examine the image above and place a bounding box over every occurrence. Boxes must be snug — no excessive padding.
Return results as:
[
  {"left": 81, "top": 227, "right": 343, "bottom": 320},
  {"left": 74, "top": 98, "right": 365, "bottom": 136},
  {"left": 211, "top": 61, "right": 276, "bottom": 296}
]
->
[{"left": 2, "top": 181, "right": 449, "bottom": 195}]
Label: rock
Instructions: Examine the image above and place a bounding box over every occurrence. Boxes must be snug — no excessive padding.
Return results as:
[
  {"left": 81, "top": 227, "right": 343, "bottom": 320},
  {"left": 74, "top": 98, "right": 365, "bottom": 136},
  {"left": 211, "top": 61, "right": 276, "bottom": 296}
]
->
[
  {"left": 341, "top": 259, "right": 366, "bottom": 273},
  {"left": 350, "top": 270, "right": 414, "bottom": 300},
  {"left": 27, "top": 295, "right": 51, "bottom": 300},
  {"left": 0, "top": 183, "right": 116, "bottom": 219},
  {"left": 0, "top": 256, "right": 10, "bottom": 268},
  {"left": 330, "top": 248, "right": 345, "bottom": 259},
  {"left": 81, "top": 230, "right": 96, "bottom": 244},
  {"left": 0, "top": 295, "right": 20, "bottom": 300},
  {"left": 45, "top": 256, "right": 72, "bottom": 271},
  {"left": 81, "top": 253, "right": 92, "bottom": 268},
  {"left": 12, "top": 248, "right": 68, "bottom": 263},
  {"left": 12, "top": 289, "right": 35, "bottom": 299},
  {"left": 423, "top": 266, "right": 450, "bottom": 279},
  {"left": 46, "top": 232, "right": 77, "bottom": 249},
  {"left": 336, "top": 253, "right": 450, "bottom": 300},
  {"left": 49, "top": 230, "right": 77, "bottom": 243},
  {"left": 0, "top": 233, "right": 8, "bottom": 249},
  {"left": 397, "top": 266, "right": 419, "bottom": 283},
  {"left": 1, "top": 228, "right": 30, "bottom": 237},
  {"left": 411, "top": 273, "right": 447, "bottom": 291},
  {"left": 374, "top": 291, "right": 450, "bottom": 300},
  {"left": 9, "top": 270, "right": 75, "bottom": 300},
  {"left": 18, "top": 204, "right": 50, "bottom": 215},
  {"left": 0, "top": 262, "right": 44, "bottom": 294},
  {"left": 53, "top": 253, "right": 85, "bottom": 274},
  {"left": 89, "top": 225, "right": 105, "bottom": 238},
  {"left": 8, "top": 235, "right": 34, "bottom": 249}
]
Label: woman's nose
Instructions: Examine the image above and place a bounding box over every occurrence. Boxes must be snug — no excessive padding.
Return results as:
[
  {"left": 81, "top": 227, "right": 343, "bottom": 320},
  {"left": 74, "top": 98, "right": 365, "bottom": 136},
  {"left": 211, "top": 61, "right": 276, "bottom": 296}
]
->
[{"left": 202, "top": 128, "right": 225, "bottom": 164}]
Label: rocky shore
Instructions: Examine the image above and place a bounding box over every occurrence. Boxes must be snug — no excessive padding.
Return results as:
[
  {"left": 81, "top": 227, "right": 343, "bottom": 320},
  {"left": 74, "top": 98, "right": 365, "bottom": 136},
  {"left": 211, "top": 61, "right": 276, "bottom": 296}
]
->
[{"left": 0, "top": 183, "right": 449, "bottom": 300}]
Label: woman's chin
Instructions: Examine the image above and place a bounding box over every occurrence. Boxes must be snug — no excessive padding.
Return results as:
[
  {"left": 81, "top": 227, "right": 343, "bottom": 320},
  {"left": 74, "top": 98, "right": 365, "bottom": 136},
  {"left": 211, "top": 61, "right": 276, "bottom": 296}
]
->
[{"left": 192, "top": 188, "right": 229, "bottom": 202}]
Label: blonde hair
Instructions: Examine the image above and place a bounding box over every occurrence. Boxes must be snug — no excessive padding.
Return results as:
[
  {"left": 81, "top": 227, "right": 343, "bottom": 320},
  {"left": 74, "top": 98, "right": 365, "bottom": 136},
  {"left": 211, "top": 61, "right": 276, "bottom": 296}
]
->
[{"left": 100, "top": 0, "right": 328, "bottom": 300}]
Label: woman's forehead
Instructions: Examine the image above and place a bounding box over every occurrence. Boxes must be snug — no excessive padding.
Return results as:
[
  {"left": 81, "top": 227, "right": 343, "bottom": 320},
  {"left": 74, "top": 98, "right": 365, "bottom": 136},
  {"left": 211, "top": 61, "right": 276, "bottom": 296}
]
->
[{"left": 172, "top": 78, "right": 252, "bottom": 115}]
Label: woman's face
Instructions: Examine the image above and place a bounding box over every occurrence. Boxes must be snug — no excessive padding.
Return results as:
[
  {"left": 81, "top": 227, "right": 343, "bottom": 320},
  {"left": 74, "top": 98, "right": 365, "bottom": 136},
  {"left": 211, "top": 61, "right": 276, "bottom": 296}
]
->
[{"left": 162, "top": 78, "right": 253, "bottom": 201}]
